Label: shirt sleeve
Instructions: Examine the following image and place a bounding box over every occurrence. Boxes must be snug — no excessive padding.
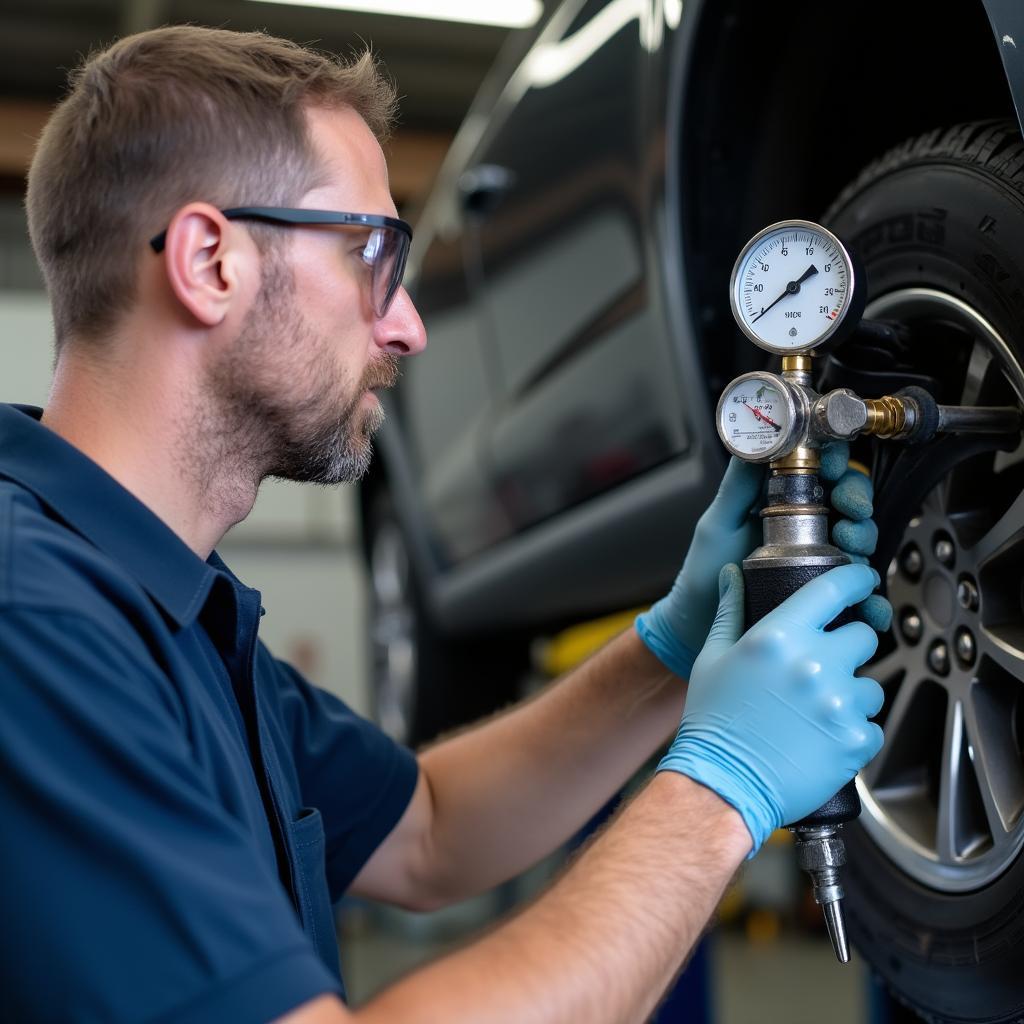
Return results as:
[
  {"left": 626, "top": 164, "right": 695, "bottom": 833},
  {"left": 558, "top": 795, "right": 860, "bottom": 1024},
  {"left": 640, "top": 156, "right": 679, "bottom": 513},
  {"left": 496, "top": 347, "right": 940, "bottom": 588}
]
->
[
  {"left": 0, "top": 608, "right": 341, "bottom": 1024},
  {"left": 268, "top": 655, "right": 419, "bottom": 901}
]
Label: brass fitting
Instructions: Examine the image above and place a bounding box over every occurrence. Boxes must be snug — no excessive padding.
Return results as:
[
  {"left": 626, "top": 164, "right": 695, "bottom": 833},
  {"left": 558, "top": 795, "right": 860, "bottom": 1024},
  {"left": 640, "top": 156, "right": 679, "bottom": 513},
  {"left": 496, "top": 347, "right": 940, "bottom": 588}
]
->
[
  {"left": 781, "top": 354, "right": 813, "bottom": 374},
  {"left": 864, "top": 395, "right": 909, "bottom": 438},
  {"left": 771, "top": 446, "right": 821, "bottom": 472}
]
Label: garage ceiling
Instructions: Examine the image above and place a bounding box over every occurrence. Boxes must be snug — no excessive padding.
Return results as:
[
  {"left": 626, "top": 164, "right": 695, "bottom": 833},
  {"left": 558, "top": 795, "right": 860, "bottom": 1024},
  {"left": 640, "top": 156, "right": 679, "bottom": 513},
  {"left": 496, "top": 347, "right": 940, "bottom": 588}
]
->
[{"left": 0, "top": 0, "right": 544, "bottom": 205}]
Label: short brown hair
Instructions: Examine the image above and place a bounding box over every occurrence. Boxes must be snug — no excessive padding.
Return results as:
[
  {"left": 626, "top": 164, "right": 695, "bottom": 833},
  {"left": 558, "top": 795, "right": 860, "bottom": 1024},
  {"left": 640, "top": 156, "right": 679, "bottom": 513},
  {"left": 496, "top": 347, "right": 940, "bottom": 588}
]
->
[{"left": 25, "top": 25, "right": 397, "bottom": 353}]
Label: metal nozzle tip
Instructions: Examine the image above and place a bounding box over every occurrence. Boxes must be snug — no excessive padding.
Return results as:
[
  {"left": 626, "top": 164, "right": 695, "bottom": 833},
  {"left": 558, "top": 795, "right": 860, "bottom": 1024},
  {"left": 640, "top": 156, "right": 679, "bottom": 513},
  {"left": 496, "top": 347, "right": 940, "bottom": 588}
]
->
[{"left": 821, "top": 898, "right": 851, "bottom": 964}]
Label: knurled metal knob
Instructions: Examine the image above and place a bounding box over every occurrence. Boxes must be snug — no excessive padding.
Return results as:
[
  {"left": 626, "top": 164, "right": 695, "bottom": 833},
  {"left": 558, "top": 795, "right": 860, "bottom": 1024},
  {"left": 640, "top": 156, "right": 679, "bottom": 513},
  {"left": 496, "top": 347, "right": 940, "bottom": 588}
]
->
[{"left": 817, "top": 390, "right": 869, "bottom": 439}]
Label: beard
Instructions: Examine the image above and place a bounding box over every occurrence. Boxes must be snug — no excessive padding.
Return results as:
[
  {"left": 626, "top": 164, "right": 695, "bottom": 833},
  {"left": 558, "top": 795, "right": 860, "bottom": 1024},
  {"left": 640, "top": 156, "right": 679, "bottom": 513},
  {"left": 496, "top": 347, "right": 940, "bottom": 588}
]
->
[{"left": 203, "top": 249, "right": 400, "bottom": 490}]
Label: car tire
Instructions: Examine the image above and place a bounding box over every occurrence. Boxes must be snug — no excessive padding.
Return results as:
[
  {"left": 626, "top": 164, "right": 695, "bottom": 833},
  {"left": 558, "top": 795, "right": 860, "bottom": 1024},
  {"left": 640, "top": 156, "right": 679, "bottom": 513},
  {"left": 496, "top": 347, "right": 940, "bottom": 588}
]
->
[
  {"left": 822, "top": 120, "right": 1024, "bottom": 1023},
  {"left": 365, "top": 490, "right": 527, "bottom": 747}
]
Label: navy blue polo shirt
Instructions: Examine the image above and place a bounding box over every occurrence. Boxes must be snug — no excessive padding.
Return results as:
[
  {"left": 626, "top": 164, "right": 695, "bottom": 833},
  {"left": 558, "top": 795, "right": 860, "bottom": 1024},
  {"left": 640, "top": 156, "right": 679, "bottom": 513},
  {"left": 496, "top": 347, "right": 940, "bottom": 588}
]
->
[{"left": 0, "top": 404, "right": 419, "bottom": 1023}]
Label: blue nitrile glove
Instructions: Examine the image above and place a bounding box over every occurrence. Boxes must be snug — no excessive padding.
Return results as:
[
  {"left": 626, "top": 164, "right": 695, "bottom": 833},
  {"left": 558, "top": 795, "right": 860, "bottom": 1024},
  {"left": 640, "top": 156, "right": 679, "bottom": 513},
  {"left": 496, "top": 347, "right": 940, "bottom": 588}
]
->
[
  {"left": 821, "top": 441, "right": 893, "bottom": 634},
  {"left": 636, "top": 445, "right": 892, "bottom": 679},
  {"left": 658, "top": 562, "right": 885, "bottom": 855},
  {"left": 635, "top": 458, "right": 763, "bottom": 679}
]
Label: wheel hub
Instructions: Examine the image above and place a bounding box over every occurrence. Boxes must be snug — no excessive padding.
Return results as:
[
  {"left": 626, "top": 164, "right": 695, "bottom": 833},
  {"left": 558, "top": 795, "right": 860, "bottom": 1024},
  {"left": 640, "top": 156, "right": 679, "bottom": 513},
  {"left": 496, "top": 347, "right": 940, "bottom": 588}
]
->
[{"left": 923, "top": 571, "right": 955, "bottom": 628}]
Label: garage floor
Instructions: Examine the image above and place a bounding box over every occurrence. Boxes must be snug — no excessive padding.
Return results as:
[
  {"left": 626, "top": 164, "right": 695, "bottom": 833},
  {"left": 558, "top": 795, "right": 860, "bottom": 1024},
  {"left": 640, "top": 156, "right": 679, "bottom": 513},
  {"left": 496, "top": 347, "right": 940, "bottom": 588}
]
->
[
  {"left": 336, "top": 840, "right": 872, "bottom": 1024},
  {"left": 338, "top": 904, "right": 869, "bottom": 1022}
]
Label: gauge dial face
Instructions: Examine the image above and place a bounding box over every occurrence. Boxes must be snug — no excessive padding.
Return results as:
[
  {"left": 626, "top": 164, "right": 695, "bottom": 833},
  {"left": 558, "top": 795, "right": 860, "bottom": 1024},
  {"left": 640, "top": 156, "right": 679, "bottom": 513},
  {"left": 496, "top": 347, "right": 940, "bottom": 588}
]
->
[
  {"left": 716, "top": 373, "right": 795, "bottom": 461},
  {"left": 730, "top": 220, "right": 854, "bottom": 354}
]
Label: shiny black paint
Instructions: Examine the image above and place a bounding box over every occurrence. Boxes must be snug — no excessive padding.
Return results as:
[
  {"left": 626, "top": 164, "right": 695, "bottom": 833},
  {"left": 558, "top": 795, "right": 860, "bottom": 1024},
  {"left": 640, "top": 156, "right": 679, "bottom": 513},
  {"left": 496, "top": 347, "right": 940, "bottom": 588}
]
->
[
  {"left": 401, "top": 0, "right": 691, "bottom": 573},
  {"left": 472, "top": 0, "right": 689, "bottom": 548},
  {"left": 983, "top": 0, "right": 1024, "bottom": 133}
]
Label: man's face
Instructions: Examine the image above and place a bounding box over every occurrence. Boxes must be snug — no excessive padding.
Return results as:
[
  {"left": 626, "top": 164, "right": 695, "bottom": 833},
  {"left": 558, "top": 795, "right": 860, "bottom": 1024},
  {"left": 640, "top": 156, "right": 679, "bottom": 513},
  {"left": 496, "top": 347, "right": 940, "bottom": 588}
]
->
[{"left": 204, "top": 105, "right": 426, "bottom": 486}]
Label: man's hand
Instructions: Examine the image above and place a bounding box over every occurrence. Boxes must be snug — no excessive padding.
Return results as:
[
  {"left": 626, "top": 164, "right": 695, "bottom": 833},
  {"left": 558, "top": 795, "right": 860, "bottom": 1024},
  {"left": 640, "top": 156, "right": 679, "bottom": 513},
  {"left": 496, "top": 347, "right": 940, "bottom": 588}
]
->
[
  {"left": 659, "top": 562, "right": 885, "bottom": 852},
  {"left": 636, "top": 445, "right": 892, "bottom": 679},
  {"left": 634, "top": 457, "right": 762, "bottom": 678},
  {"left": 335, "top": 564, "right": 881, "bottom": 1024}
]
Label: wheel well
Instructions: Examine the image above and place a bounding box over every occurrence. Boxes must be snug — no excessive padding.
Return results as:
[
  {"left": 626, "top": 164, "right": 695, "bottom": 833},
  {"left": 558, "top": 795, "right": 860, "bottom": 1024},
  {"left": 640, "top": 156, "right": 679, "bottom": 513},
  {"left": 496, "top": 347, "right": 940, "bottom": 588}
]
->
[{"left": 680, "top": 0, "right": 1017, "bottom": 401}]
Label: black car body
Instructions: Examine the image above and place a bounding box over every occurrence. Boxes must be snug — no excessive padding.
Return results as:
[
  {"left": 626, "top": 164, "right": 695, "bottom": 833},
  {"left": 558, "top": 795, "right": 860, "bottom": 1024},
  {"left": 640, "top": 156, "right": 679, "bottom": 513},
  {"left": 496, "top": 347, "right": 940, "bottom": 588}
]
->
[{"left": 369, "top": 0, "right": 1023, "bottom": 630}]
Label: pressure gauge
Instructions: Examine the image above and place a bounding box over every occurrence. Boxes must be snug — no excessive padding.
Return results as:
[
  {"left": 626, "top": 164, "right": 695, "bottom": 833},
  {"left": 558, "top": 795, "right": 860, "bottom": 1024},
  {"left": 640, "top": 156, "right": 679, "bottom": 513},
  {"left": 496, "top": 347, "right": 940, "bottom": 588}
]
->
[
  {"left": 729, "top": 219, "right": 860, "bottom": 355},
  {"left": 716, "top": 371, "right": 802, "bottom": 462}
]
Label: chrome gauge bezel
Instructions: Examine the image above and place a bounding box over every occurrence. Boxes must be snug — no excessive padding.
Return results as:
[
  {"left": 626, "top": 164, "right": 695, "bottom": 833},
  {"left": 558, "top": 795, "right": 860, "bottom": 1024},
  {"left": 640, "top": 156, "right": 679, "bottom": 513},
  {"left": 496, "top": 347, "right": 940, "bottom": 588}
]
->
[
  {"left": 716, "top": 370, "right": 801, "bottom": 463},
  {"left": 729, "top": 218, "right": 857, "bottom": 356}
]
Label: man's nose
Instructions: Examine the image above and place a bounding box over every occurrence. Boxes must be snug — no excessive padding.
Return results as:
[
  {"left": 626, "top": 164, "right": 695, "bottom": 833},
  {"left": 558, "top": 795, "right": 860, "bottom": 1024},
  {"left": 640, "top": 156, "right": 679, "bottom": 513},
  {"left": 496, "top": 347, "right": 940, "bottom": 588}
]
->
[{"left": 374, "top": 287, "right": 427, "bottom": 356}]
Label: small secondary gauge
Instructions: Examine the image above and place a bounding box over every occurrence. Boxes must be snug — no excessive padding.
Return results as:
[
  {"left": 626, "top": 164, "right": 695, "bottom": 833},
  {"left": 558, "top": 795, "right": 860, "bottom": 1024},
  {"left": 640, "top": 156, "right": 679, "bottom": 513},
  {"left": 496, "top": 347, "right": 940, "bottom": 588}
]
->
[
  {"left": 729, "top": 219, "right": 860, "bottom": 355},
  {"left": 716, "top": 371, "right": 801, "bottom": 462}
]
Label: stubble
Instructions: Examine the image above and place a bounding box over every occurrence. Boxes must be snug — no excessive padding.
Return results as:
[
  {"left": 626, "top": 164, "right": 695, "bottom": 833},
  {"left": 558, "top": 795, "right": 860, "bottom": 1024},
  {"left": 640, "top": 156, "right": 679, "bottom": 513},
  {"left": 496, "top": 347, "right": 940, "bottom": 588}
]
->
[{"left": 198, "top": 247, "right": 399, "bottom": 509}]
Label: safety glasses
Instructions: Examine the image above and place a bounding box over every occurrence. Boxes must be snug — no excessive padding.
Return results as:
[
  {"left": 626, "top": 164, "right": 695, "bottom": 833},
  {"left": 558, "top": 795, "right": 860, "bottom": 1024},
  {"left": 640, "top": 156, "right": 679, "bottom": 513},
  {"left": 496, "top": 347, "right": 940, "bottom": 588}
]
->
[{"left": 149, "top": 206, "right": 413, "bottom": 318}]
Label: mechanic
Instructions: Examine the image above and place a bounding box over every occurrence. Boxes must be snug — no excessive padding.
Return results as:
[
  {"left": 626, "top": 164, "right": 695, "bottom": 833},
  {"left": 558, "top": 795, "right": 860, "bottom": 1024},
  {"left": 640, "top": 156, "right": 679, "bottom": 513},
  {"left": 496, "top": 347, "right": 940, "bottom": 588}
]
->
[{"left": 0, "top": 25, "right": 891, "bottom": 1024}]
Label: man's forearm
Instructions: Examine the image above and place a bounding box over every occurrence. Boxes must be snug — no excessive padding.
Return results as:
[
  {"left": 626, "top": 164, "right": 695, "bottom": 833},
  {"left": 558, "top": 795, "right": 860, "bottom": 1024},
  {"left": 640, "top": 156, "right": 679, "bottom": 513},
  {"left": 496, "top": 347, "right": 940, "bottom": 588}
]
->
[
  {"left": 415, "top": 627, "right": 684, "bottom": 903},
  {"left": 358, "top": 772, "right": 749, "bottom": 1024}
]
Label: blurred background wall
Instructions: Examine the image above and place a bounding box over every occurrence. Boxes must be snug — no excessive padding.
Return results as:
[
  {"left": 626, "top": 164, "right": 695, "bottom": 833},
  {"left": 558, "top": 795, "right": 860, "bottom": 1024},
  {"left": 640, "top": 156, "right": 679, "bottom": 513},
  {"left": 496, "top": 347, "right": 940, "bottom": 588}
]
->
[{"left": 0, "top": 0, "right": 528, "bottom": 714}]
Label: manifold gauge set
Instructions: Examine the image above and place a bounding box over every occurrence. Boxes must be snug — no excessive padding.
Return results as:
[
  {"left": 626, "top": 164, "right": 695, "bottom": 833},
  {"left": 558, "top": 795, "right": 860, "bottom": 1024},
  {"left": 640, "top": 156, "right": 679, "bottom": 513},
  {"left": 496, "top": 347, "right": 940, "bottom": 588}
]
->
[{"left": 715, "top": 218, "right": 1021, "bottom": 963}]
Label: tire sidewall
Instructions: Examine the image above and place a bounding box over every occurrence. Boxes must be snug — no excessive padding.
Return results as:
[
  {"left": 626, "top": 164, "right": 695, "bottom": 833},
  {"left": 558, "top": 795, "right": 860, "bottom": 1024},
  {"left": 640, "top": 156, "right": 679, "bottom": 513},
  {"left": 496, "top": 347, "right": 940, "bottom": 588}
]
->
[
  {"left": 846, "top": 822, "right": 1024, "bottom": 1022},
  {"left": 828, "top": 162, "right": 1024, "bottom": 351}
]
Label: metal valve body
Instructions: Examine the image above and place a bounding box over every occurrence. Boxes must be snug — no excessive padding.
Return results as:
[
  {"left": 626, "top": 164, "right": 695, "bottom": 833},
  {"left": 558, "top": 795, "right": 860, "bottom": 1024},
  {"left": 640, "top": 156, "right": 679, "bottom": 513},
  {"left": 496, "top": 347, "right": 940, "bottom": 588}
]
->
[{"left": 741, "top": 459, "right": 860, "bottom": 963}]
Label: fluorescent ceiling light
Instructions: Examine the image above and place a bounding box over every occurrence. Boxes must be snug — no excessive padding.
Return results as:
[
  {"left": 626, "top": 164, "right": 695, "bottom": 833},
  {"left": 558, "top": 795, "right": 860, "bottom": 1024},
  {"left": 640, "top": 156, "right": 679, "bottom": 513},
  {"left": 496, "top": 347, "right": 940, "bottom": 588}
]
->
[{"left": 246, "top": 0, "right": 544, "bottom": 29}]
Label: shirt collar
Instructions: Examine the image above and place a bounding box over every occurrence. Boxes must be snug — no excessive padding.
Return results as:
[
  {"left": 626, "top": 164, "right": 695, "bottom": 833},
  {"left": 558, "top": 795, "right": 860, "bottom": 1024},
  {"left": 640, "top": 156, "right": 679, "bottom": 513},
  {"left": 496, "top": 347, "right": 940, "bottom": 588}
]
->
[{"left": 0, "top": 404, "right": 221, "bottom": 628}]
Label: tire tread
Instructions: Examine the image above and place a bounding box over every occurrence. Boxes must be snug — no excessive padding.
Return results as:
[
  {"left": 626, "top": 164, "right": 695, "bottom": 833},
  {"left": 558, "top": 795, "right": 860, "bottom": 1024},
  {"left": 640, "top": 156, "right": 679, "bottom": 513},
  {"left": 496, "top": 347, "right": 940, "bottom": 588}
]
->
[{"left": 825, "top": 119, "right": 1024, "bottom": 225}]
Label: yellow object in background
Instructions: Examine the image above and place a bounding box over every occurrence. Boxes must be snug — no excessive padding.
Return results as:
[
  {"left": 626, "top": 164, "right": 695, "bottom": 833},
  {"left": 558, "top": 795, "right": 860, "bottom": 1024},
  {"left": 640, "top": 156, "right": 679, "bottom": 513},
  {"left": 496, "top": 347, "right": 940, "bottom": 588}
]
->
[
  {"left": 746, "top": 909, "right": 782, "bottom": 945},
  {"left": 537, "top": 608, "right": 647, "bottom": 677}
]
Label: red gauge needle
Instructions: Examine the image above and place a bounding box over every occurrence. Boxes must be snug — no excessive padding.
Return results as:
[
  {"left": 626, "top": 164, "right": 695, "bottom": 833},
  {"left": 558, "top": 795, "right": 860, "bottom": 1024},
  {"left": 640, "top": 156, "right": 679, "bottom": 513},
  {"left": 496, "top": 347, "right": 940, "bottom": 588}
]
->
[{"left": 744, "top": 403, "right": 782, "bottom": 430}]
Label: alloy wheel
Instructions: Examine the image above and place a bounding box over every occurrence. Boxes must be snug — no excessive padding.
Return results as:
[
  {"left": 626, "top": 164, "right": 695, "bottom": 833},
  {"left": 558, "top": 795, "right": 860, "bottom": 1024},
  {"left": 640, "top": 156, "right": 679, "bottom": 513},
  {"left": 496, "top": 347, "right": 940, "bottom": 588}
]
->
[
  {"left": 856, "top": 288, "right": 1024, "bottom": 892},
  {"left": 369, "top": 519, "right": 418, "bottom": 744}
]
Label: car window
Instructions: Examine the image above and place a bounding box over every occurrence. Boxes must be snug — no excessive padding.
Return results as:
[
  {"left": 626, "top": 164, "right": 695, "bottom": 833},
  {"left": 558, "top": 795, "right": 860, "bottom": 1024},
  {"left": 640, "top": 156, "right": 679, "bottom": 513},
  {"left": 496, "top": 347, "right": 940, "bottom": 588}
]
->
[{"left": 485, "top": 207, "right": 641, "bottom": 396}]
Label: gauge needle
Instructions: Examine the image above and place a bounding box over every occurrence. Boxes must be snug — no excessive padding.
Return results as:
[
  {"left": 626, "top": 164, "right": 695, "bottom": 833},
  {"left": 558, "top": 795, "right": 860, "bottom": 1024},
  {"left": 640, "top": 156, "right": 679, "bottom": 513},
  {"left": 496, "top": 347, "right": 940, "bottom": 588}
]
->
[
  {"left": 744, "top": 403, "right": 782, "bottom": 430},
  {"left": 750, "top": 263, "right": 819, "bottom": 324}
]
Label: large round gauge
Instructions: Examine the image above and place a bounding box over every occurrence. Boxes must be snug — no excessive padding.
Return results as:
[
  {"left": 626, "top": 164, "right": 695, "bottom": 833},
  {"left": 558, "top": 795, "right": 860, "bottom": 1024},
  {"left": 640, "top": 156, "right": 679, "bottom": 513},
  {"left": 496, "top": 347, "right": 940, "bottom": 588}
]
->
[
  {"left": 716, "top": 371, "right": 800, "bottom": 462},
  {"left": 730, "top": 219, "right": 857, "bottom": 354}
]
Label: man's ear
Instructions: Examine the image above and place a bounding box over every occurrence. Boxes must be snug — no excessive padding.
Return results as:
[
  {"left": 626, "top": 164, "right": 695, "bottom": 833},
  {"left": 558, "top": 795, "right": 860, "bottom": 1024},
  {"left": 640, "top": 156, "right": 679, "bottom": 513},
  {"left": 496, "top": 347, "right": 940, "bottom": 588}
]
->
[{"left": 160, "top": 203, "right": 252, "bottom": 327}]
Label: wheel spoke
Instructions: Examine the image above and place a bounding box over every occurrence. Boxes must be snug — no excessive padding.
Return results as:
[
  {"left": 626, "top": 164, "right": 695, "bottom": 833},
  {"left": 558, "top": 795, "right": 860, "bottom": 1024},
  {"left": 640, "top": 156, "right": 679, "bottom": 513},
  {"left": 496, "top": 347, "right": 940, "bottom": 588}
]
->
[
  {"left": 936, "top": 700, "right": 966, "bottom": 863},
  {"left": 860, "top": 669, "right": 920, "bottom": 788},
  {"left": 920, "top": 478, "right": 950, "bottom": 518},
  {"left": 963, "top": 689, "right": 1023, "bottom": 844},
  {"left": 969, "top": 487, "right": 1024, "bottom": 566},
  {"left": 860, "top": 646, "right": 907, "bottom": 687},
  {"left": 960, "top": 338, "right": 995, "bottom": 406},
  {"left": 937, "top": 697, "right": 1008, "bottom": 861},
  {"left": 978, "top": 625, "right": 1024, "bottom": 680},
  {"left": 947, "top": 507, "right": 994, "bottom": 550}
]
